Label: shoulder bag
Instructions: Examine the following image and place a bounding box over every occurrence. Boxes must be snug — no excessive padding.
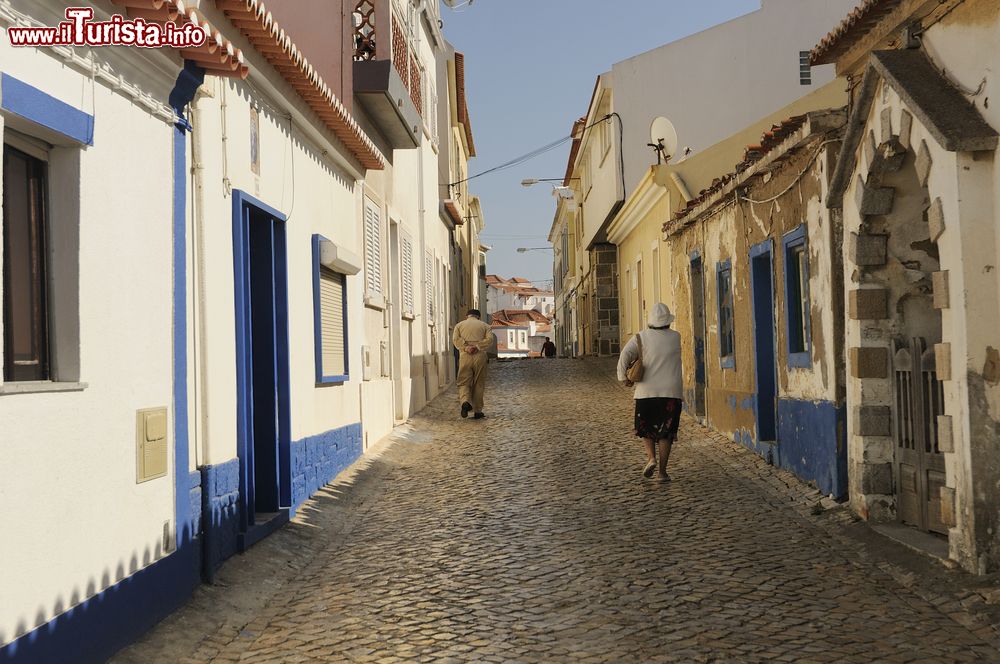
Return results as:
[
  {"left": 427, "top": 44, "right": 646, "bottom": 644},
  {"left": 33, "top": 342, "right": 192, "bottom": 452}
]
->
[{"left": 626, "top": 333, "right": 644, "bottom": 383}]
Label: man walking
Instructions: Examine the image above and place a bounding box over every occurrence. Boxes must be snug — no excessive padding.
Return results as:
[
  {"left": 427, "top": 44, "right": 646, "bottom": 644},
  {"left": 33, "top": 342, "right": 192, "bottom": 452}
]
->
[
  {"left": 541, "top": 337, "right": 557, "bottom": 358},
  {"left": 453, "top": 309, "right": 493, "bottom": 419}
]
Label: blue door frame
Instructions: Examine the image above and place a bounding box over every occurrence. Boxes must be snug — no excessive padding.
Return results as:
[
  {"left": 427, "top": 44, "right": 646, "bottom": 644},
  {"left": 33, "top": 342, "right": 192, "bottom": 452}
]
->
[
  {"left": 232, "top": 191, "right": 292, "bottom": 537},
  {"left": 749, "top": 240, "right": 777, "bottom": 443}
]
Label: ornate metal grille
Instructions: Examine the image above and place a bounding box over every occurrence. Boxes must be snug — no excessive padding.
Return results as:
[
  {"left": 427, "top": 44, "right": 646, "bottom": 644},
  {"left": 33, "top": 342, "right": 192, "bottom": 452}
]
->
[
  {"left": 353, "top": 1, "right": 376, "bottom": 61},
  {"left": 391, "top": 15, "right": 409, "bottom": 86},
  {"left": 409, "top": 56, "right": 422, "bottom": 113}
]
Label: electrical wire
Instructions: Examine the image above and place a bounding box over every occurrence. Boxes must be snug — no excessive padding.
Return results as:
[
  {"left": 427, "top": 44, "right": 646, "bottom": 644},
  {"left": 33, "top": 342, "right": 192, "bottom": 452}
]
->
[
  {"left": 446, "top": 113, "right": 614, "bottom": 188},
  {"left": 739, "top": 137, "right": 841, "bottom": 205}
]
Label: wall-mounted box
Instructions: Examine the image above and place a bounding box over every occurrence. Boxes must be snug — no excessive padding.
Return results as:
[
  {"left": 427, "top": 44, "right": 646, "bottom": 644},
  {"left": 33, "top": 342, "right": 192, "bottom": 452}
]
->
[{"left": 136, "top": 407, "right": 168, "bottom": 483}]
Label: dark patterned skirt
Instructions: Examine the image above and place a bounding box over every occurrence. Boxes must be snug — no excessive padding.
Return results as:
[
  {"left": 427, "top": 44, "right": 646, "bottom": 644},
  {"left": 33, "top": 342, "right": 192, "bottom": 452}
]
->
[{"left": 634, "top": 397, "right": 683, "bottom": 441}]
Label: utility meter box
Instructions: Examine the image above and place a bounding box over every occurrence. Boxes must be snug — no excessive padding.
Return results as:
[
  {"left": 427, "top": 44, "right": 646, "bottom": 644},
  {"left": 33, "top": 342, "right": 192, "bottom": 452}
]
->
[{"left": 136, "top": 407, "right": 168, "bottom": 483}]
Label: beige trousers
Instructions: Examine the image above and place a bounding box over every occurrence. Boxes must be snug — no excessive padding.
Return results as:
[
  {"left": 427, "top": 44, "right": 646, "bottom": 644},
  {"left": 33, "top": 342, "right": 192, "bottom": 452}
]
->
[{"left": 457, "top": 351, "right": 488, "bottom": 412}]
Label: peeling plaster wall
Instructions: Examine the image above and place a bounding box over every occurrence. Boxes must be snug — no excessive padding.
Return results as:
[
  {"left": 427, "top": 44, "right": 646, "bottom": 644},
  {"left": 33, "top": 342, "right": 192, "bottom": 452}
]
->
[{"left": 667, "top": 140, "right": 845, "bottom": 494}]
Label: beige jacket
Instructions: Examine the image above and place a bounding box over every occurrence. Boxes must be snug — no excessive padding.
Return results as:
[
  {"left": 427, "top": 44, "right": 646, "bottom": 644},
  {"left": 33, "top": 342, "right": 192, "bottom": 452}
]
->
[{"left": 453, "top": 317, "right": 493, "bottom": 354}]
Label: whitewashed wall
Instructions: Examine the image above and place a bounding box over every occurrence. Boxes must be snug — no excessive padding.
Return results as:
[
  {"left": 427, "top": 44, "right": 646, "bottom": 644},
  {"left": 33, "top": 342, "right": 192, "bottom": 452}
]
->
[{"left": 0, "top": 8, "right": 179, "bottom": 643}]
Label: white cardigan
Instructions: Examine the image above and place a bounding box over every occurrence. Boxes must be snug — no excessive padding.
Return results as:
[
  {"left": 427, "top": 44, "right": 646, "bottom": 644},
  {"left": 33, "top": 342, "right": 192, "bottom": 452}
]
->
[{"left": 616, "top": 328, "right": 684, "bottom": 400}]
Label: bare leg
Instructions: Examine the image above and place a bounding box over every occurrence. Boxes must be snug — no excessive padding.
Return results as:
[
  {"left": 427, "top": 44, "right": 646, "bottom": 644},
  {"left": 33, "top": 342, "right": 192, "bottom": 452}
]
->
[
  {"left": 657, "top": 439, "right": 673, "bottom": 477},
  {"left": 643, "top": 437, "right": 657, "bottom": 465}
]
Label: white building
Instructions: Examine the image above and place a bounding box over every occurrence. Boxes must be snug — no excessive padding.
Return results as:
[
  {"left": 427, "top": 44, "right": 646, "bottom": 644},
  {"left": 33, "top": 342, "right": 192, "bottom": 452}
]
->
[
  {"left": 559, "top": 0, "right": 861, "bottom": 356},
  {"left": 485, "top": 275, "right": 554, "bottom": 316},
  {"left": 0, "top": 0, "right": 479, "bottom": 660}
]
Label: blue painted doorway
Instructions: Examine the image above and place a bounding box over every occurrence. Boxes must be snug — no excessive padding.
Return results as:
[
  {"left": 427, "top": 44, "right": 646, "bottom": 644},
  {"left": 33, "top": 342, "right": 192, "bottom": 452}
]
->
[
  {"left": 689, "top": 254, "right": 707, "bottom": 418},
  {"left": 233, "top": 191, "right": 292, "bottom": 548},
  {"left": 749, "top": 241, "right": 777, "bottom": 443}
]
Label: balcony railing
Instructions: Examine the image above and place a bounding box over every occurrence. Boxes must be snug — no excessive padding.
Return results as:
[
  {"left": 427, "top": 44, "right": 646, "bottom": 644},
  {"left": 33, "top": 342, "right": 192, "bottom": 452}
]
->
[{"left": 353, "top": 0, "right": 421, "bottom": 118}]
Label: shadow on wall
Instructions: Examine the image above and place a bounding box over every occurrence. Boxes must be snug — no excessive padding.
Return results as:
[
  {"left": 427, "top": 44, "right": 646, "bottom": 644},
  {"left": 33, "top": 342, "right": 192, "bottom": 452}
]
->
[
  {"left": 0, "top": 521, "right": 201, "bottom": 664},
  {"left": 228, "top": 80, "right": 354, "bottom": 196},
  {"left": 408, "top": 352, "right": 453, "bottom": 417}
]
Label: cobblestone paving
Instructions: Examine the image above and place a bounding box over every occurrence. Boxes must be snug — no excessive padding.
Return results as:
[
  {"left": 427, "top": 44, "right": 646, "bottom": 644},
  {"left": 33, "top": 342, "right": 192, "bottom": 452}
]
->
[{"left": 117, "top": 359, "right": 1000, "bottom": 663}]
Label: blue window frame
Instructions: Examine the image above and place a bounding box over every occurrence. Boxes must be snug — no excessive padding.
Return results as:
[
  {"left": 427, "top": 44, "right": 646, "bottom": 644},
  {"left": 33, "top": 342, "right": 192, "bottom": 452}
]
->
[
  {"left": 716, "top": 259, "right": 735, "bottom": 369},
  {"left": 312, "top": 234, "right": 350, "bottom": 384},
  {"left": 783, "top": 225, "right": 812, "bottom": 368}
]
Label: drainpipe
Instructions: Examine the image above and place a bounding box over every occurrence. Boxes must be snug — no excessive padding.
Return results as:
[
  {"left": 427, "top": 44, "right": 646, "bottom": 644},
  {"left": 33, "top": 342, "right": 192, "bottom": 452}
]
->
[
  {"left": 190, "top": 82, "right": 212, "bottom": 472},
  {"left": 167, "top": 60, "right": 205, "bottom": 569}
]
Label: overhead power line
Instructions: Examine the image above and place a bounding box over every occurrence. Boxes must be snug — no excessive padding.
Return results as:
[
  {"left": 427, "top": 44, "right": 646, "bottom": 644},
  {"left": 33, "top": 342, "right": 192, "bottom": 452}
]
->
[{"left": 445, "top": 114, "right": 613, "bottom": 188}]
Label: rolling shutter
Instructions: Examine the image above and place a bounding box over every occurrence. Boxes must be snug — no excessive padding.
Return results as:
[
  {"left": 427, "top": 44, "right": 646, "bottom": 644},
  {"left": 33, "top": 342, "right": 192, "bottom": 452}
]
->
[
  {"left": 319, "top": 267, "right": 346, "bottom": 377},
  {"left": 364, "top": 199, "right": 382, "bottom": 296}
]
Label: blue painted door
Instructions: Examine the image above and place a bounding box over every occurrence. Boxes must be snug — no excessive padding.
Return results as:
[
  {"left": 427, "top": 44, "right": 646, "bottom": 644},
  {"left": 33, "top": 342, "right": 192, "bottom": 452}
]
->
[
  {"left": 750, "top": 247, "right": 777, "bottom": 442},
  {"left": 690, "top": 257, "right": 707, "bottom": 417},
  {"left": 247, "top": 208, "right": 280, "bottom": 515},
  {"left": 234, "top": 193, "right": 292, "bottom": 533}
]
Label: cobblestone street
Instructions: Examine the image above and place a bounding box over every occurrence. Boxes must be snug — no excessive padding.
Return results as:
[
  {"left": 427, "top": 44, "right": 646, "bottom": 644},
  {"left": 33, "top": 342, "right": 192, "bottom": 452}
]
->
[{"left": 116, "top": 360, "right": 1000, "bottom": 663}]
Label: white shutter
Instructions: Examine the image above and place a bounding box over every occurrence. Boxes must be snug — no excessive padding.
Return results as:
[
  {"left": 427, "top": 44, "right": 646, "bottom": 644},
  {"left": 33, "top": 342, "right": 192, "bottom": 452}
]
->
[
  {"left": 424, "top": 250, "right": 434, "bottom": 319},
  {"left": 364, "top": 199, "right": 382, "bottom": 296},
  {"left": 401, "top": 234, "right": 414, "bottom": 315},
  {"left": 319, "top": 267, "right": 346, "bottom": 377}
]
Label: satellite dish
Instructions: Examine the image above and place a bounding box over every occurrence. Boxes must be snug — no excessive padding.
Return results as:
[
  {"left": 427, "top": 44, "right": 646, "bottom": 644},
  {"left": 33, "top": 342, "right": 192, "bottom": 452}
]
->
[{"left": 649, "top": 116, "right": 678, "bottom": 164}]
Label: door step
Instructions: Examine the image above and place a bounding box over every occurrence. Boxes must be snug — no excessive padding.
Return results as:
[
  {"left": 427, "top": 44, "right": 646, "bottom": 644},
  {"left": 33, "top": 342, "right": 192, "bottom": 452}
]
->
[
  {"left": 238, "top": 509, "right": 290, "bottom": 552},
  {"left": 873, "top": 523, "right": 949, "bottom": 561}
]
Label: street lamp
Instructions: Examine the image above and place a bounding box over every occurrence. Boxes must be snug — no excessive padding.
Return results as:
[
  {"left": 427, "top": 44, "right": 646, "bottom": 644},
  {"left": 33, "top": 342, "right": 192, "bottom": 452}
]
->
[
  {"left": 521, "top": 178, "right": 571, "bottom": 187},
  {"left": 516, "top": 247, "right": 553, "bottom": 253}
]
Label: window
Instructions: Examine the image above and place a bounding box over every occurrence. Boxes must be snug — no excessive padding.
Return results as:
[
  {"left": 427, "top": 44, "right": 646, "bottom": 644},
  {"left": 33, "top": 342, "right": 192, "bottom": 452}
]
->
[
  {"left": 364, "top": 198, "right": 383, "bottom": 297},
  {"left": 799, "top": 51, "right": 812, "bottom": 86},
  {"left": 519, "top": 331, "right": 527, "bottom": 348},
  {"left": 3, "top": 144, "right": 50, "bottom": 382},
  {"left": 401, "top": 233, "right": 415, "bottom": 316},
  {"left": 507, "top": 330, "right": 515, "bottom": 347},
  {"left": 312, "top": 235, "right": 349, "bottom": 383},
  {"left": 717, "top": 260, "right": 735, "bottom": 369},
  {"left": 581, "top": 156, "right": 592, "bottom": 199},
  {"left": 784, "top": 225, "right": 811, "bottom": 367}
]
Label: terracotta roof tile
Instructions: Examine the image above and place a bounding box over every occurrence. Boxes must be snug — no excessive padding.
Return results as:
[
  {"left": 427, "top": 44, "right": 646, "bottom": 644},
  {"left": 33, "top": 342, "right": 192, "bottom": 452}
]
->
[
  {"left": 810, "top": 0, "right": 903, "bottom": 66},
  {"left": 130, "top": 0, "right": 388, "bottom": 170},
  {"left": 665, "top": 114, "right": 811, "bottom": 230},
  {"left": 454, "top": 52, "right": 476, "bottom": 157}
]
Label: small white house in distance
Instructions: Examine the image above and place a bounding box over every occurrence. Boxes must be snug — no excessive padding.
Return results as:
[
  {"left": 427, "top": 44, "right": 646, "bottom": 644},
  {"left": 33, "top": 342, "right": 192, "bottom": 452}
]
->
[
  {"left": 485, "top": 275, "right": 555, "bottom": 315},
  {"left": 490, "top": 310, "right": 553, "bottom": 358}
]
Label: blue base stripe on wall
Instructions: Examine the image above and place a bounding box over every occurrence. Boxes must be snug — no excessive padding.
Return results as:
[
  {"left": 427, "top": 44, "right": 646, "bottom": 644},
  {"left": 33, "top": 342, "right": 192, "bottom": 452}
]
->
[
  {"left": 201, "top": 459, "right": 241, "bottom": 579},
  {"left": 776, "top": 399, "right": 847, "bottom": 499},
  {"left": 0, "top": 544, "right": 199, "bottom": 664},
  {"left": 291, "top": 423, "right": 363, "bottom": 508}
]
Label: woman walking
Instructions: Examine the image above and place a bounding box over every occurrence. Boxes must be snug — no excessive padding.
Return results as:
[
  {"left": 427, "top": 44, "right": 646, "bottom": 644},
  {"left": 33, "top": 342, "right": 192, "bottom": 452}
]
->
[{"left": 617, "top": 303, "right": 684, "bottom": 482}]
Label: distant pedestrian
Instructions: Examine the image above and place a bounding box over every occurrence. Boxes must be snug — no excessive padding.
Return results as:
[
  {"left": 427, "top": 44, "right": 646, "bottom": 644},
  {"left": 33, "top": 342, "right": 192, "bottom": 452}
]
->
[
  {"left": 617, "top": 303, "right": 683, "bottom": 482},
  {"left": 453, "top": 309, "right": 493, "bottom": 419},
  {"left": 541, "top": 337, "right": 557, "bottom": 358}
]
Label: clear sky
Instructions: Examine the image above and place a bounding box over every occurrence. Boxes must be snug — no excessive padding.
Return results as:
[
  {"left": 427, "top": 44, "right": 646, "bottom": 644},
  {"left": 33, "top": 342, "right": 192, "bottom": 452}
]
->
[{"left": 441, "top": 0, "right": 762, "bottom": 287}]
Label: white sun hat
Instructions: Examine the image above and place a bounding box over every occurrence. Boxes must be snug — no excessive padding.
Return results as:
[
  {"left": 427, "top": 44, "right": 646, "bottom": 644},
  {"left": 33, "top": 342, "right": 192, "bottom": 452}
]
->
[{"left": 647, "top": 302, "right": 676, "bottom": 327}]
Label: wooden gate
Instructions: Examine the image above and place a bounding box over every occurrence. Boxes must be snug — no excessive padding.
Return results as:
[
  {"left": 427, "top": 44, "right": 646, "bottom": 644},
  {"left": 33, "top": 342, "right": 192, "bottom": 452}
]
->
[{"left": 892, "top": 338, "right": 947, "bottom": 535}]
